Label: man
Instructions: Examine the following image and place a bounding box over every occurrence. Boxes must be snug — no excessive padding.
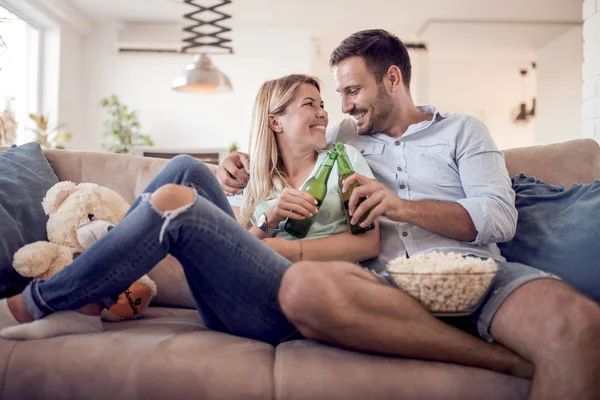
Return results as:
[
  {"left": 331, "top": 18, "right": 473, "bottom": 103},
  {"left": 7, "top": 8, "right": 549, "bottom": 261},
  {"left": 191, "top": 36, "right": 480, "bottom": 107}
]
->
[{"left": 217, "top": 30, "right": 600, "bottom": 400}]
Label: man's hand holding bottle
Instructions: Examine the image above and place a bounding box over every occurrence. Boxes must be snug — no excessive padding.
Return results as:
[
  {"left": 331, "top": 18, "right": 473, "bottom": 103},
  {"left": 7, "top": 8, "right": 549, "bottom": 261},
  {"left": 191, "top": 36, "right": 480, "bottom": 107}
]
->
[
  {"left": 341, "top": 173, "right": 403, "bottom": 226},
  {"left": 216, "top": 151, "right": 250, "bottom": 196}
]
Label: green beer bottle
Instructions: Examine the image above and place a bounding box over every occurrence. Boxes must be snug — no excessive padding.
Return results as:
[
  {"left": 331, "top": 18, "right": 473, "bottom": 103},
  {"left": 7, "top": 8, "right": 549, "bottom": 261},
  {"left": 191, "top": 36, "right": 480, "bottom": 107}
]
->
[
  {"left": 335, "top": 141, "right": 375, "bottom": 234},
  {"left": 284, "top": 149, "right": 337, "bottom": 238}
]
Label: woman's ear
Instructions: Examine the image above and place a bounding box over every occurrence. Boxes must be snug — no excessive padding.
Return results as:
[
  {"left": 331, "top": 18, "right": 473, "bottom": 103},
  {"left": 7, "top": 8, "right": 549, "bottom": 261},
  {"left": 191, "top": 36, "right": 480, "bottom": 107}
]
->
[{"left": 268, "top": 114, "right": 283, "bottom": 133}]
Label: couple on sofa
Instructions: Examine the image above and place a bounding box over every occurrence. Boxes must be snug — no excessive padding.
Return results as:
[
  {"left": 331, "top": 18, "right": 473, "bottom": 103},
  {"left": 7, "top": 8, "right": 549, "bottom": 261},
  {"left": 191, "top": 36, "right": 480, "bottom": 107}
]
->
[{"left": 1, "top": 29, "right": 599, "bottom": 400}]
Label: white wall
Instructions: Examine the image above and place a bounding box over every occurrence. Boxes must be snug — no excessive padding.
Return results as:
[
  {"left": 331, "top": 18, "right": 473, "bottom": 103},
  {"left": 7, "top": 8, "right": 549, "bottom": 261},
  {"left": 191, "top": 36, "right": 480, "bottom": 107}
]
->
[
  {"left": 536, "top": 26, "right": 583, "bottom": 145},
  {"left": 420, "top": 21, "right": 586, "bottom": 149},
  {"left": 422, "top": 22, "right": 542, "bottom": 150},
  {"left": 56, "top": 24, "right": 85, "bottom": 148},
  {"left": 428, "top": 59, "right": 536, "bottom": 150},
  {"left": 309, "top": 35, "right": 344, "bottom": 129},
  {"left": 71, "top": 24, "right": 312, "bottom": 152}
]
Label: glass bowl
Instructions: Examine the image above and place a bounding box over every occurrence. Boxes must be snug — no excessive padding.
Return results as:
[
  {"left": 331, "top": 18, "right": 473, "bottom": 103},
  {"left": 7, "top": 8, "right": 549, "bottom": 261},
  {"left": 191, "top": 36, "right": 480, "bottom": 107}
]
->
[{"left": 386, "top": 270, "right": 498, "bottom": 316}]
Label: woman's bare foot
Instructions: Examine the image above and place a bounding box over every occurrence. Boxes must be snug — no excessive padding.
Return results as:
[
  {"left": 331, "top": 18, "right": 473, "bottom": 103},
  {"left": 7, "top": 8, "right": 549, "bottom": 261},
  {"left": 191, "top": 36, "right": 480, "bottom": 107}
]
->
[
  {"left": 8, "top": 294, "right": 103, "bottom": 321},
  {"left": 1, "top": 312, "right": 103, "bottom": 340},
  {"left": 7, "top": 295, "right": 34, "bottom": 323},
  {"left": 0, "top": 299, "right": 20, "bottom": 329},
  {"left": 0, "top": 295, "right": 104, "bottom": 340}
]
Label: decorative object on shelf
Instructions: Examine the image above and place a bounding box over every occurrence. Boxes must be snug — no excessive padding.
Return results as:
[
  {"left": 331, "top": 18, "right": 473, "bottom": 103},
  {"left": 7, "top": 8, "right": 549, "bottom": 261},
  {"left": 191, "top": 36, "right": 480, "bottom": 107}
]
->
[
  {"left": 512, "top": 62, "right": 536, "bottom": 124},
  {"left": 172, "top": 0, "right": 234, "bottom": 94},
  {"left": 29, "top": 113, "right": 71, "bottom": 149},
  {"left": 0, "top": 96, "right": 16, "bottom": 146},
  {"left": 99, "top": 95, "right": 154, "bottom": 154},
  {"left": 228, "top": 142, "right": 238, "bottom": 153}
]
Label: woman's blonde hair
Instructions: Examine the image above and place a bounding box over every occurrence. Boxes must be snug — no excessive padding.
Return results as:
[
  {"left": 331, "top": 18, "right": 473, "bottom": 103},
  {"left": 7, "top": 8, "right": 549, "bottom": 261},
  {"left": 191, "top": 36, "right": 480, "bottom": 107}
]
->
[{"left": 241, "top": 74, "right": 321, "bottom": 227}]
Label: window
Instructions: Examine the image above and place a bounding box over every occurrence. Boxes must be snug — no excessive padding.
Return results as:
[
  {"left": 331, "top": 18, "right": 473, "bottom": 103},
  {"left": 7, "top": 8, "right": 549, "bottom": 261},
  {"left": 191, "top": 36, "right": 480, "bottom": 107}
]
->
[{"left": 0, "top": 5, "right": 40, "bottom": 145}]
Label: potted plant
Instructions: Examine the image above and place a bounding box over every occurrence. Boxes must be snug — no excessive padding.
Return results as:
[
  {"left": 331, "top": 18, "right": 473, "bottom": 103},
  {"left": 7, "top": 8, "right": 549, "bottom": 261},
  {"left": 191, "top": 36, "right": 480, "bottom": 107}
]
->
[
  {"left": 28, "top": 113, "right": 71, "bottom": 149},
  {"left": 99, "top": 95, "right": 154, "bottom": 154}
]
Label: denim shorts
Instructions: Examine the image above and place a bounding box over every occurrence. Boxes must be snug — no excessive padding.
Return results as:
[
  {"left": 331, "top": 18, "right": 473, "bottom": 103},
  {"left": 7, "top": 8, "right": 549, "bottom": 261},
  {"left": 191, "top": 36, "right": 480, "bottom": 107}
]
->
[{"left": 372, "top": 261, "right": 561, "bottom": 342}]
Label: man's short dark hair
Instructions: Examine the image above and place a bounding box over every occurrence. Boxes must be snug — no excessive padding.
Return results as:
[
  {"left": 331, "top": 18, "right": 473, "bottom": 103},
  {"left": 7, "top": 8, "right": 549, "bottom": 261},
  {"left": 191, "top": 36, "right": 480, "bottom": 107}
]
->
[{"left": 329, "top": 29, "right": 412, "bottom": 89}]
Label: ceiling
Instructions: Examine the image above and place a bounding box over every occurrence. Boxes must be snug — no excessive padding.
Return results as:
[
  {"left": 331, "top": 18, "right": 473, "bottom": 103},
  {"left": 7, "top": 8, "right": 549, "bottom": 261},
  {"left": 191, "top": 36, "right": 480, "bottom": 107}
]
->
[{"left": 67, "top": 0, "right": 582, "bottom": 39}]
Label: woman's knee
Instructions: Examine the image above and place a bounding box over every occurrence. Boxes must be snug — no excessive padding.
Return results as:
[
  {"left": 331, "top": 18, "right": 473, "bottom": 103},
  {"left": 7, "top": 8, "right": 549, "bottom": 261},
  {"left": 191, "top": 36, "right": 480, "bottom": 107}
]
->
[
  {"left": 169, "top": 154, "right": 213, "bottom": 177},
  {"left": 150, "top": 184, "right": 195, "bottom": 213}
]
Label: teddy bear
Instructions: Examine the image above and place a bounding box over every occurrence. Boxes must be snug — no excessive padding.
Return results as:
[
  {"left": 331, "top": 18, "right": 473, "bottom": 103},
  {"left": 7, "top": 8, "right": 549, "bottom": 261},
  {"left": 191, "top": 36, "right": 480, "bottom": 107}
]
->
[{"left": 11, "top": 181, "right": 157, "bottom": 321}]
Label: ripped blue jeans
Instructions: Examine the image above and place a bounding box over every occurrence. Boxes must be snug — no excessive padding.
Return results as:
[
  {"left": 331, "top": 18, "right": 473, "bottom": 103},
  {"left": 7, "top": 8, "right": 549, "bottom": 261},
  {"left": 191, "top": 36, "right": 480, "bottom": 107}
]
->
[{"left": 21, "top": 155, "right": 296, "bottom": 344}]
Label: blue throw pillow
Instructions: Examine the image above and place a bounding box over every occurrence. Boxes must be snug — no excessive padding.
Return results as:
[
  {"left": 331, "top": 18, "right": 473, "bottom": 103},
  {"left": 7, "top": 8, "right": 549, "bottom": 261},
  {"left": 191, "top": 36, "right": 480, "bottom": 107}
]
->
[
  {"left": 498, "top": 173, "right": 600, "bottom": 303},
  {"left": 0, "top": 142, "right": 59, "bottom": 298}
]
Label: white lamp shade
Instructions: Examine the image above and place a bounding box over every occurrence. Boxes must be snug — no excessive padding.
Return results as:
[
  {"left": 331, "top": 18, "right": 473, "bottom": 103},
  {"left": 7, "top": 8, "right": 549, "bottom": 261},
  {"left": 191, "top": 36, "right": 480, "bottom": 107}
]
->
[{"left": 172, "top": 53, "right": 232, "bottom": 94}]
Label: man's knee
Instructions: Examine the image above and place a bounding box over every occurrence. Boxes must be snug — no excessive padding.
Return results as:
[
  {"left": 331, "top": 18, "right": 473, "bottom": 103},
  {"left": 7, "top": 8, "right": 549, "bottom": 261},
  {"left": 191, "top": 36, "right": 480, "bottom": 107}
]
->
[
  {"left": 279, "top": 261, "right": 368, "bottom": 339},
  {"left": 279, "top": 262, "right": 325, "bottom": 317},
  {"left": 511, "top": 280, "right": 600, "bottom": 348},
  {"left": 279, "top": 261, "right": 337, "bottom": 337},
  {"left": 150, "top": 184, "right": 195, "bottom": 213},
  {"left": 550, "top": 292, "right": 600, "bottom": 346}
]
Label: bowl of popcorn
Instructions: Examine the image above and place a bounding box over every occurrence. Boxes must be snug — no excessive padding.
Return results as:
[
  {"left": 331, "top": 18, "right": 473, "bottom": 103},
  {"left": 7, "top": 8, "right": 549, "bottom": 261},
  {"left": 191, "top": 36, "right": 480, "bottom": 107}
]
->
[{"left": 386, "top": 252, "right": 498, "bottom": 316}]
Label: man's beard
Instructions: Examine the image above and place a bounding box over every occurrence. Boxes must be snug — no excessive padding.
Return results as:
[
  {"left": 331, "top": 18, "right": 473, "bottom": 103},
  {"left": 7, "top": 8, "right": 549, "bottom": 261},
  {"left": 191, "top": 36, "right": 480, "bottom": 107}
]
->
[{"left": 358, "top": 84, "right": 394, "bottom": 135}]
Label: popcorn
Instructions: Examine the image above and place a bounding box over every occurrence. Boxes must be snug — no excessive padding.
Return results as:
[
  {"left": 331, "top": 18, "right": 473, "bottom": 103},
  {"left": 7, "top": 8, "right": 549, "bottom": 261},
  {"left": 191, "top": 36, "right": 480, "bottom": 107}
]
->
[{"left": 387, "top": 252, "right": 498, "bottom": 314}]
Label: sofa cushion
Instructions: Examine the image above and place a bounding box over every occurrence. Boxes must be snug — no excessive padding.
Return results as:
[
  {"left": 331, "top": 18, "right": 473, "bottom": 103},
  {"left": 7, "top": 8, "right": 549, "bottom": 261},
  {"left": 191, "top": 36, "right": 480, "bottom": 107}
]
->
[
  {"left": 274, "top": 340, "right": 529, "bottom": 400},
  {"left": 0, "top": 307, "right": 275, "bottom": 400},
  {"left": 147, "top": 255, "right": 197, "bottom": 309},
  {"left": 43, "top": 149, "right": 169, "bottom": 204},
  {"left": 503, "top": 138, "right": 600, "bottom": 186},
  {"left": 0, "top": 142, "right": 59, "bottom": 298},
  {"left": 498, "top": 173, "right": 600, "bottom": 303},
  {"left": 43, "top": 149, "right": 219, "bottom": 205}
]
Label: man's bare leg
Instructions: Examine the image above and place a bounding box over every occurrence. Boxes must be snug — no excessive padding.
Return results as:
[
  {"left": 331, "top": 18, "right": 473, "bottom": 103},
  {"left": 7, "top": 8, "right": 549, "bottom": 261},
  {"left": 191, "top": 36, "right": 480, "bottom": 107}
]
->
[
  {"left": 490, "top": 279, "right": 600, "bottom": 400},
  {"left": 279, "top": 261, "right": 533, "bottom": 378}
]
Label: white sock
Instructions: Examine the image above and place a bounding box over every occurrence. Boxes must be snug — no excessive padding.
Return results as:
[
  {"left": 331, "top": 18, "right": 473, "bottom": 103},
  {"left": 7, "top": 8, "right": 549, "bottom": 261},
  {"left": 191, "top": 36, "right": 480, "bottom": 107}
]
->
[
  {"left": 0, "top": 299, "right": 19, "bottom": 330},
  {"left": 0, "top": 311, "right": 103, "bottom": 340}
]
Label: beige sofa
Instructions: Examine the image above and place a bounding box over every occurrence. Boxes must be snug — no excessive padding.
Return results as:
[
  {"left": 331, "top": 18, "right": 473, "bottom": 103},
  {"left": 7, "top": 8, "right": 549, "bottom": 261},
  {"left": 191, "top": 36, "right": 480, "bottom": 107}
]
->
[{"left": 1, "top": 138, "right": 598, "bottom": 400}]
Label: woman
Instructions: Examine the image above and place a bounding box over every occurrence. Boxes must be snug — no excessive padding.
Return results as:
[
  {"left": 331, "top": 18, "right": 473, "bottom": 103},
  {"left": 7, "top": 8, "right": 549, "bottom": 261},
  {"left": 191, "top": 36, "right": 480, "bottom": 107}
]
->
[
  {"left": 0, "top": 74, "right": 378, "bottom": 343},
  {"left": 229, "top": 74, "right": 379, "bottom": 262}
]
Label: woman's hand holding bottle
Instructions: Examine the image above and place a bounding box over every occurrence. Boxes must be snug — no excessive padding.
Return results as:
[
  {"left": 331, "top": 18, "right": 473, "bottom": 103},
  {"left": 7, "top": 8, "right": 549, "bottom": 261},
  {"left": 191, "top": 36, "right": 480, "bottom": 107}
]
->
[{"left": 264, "top": 188, "right": 319, "bottom": 228}]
